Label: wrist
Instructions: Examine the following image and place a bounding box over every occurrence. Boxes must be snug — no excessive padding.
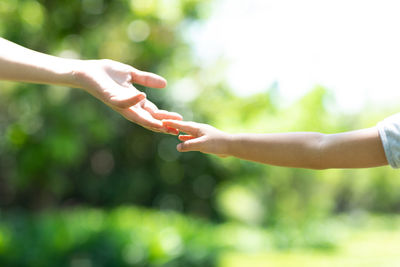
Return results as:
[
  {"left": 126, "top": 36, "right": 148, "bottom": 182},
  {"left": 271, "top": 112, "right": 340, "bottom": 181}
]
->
[
  {"left": 57, "top": 58, "right": 85, "bottom": 88},
  {"left": 220, "top": 133, "right": 235, "bottom": 156},
  {"left": 42, "top": 56, "right": 83, "bottom": 88}
]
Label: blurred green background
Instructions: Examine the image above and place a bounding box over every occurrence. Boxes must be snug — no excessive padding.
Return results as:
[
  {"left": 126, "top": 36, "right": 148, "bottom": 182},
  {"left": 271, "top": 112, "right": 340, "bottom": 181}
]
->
[{"left": 0, "top": 0, "right": 400, "bottom": 266}]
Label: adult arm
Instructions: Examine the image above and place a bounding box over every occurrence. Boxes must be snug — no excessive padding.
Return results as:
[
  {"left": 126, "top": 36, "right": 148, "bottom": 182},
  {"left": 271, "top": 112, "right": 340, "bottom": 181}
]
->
[{"left": 0, "top": 38, "right": 181, "bottom": 134}]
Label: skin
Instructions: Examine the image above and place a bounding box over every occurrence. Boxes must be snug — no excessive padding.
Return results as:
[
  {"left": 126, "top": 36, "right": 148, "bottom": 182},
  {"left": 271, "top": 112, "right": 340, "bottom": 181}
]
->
[
  {"left": 162, "top": 120, "right": 388, "bottom": 169},
  {"left": 0, "top": 38, "right": 182, "bottom": 134}
]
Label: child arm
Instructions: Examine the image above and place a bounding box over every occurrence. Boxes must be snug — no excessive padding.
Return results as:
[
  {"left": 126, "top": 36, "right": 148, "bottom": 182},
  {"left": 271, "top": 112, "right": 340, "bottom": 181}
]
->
[
  {"left": 228, "top": 128, "right": 386, "bottom": 169},
  {"left": 163, "top": 120, "right": 388, "bottom": 169}
]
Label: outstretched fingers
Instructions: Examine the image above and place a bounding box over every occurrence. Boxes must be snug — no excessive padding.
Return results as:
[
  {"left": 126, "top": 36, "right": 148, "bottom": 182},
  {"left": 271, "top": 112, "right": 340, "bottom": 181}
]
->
[
  {"left": 162, "top": 120, "right": 200, "bottom": 136},
  {"left": 178, "top": 135, "right": 196, "bottom": 141},
  {"left": 142, "top": 101, "right": 183, "bottom": 121},
  {"left": 120, "top": 106, "right": 164, "bottom": 130},
  {"left": 177, "top": 136, "right": 206, "bottom": 152},
  {"left": 109, "top": 91, "right": 146, "bottom": 109},
  {"left": 152, "top": 109, "right": 183, "bottom": 121},
  {"left": 119, "top": 105, "right": 182, "bottom": 135},
  {"left": 130, "top": 68, "right": 167, "bottom": 88},
  {"left": 139, "top": 101, "right": 181, "bottom": 134}
]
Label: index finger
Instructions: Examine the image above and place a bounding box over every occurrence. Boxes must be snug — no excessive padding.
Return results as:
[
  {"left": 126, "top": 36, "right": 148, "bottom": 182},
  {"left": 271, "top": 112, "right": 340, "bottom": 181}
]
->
[
  {"left": 130, "top": 69, "right": 167, "bottom": 88},
  {"left": 162, "top": 120, "right": 200, "bottom": 136}
]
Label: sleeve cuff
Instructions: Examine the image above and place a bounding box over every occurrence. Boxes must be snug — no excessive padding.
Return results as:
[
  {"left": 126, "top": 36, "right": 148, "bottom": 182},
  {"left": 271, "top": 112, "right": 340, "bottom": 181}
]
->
[{"left": 377, "top": 114, "right": 400, "bottom": 169}]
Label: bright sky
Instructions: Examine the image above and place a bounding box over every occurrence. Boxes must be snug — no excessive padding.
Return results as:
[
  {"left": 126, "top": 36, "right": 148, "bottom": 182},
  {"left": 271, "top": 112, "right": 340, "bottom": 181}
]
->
[{"left": 189, "top": 0, "right": 400, "bottom": 113}]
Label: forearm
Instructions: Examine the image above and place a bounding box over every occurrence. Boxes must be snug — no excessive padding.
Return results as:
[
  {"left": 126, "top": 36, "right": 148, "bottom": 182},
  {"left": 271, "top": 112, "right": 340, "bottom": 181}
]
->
[
  {"left": 225, "top": 127, "right": 387, "bottom": 169},
  {"left": 0, "top": 38, "right": 79, "bottom": 87},
  {"left": 226, "top": 132, "right": 326, "bottom": 168}
]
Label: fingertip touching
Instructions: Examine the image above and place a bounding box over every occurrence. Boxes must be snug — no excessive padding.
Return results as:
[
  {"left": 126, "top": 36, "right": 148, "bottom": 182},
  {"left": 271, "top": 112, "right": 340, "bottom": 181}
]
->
[
  {"left": 162, "top": 119, "right": 174, "bottom": 127},
  {"left": 178, "top": 135, "right": 195, "bottom": 141},
  {"left": 169, "top": 120, "right": 199, "bottom": 136},
  {"left": 162, "top": 119, "right": 186, "bottom": 129},
  {"left": 165, "top": 126, "right": 179, "bottom": 135}
]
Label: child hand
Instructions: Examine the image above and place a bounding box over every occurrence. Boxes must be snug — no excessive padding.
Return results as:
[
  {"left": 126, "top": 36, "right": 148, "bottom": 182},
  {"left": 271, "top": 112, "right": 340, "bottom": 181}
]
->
[{"left": 162, "top": 120, "right": 230, "bottom": 157}]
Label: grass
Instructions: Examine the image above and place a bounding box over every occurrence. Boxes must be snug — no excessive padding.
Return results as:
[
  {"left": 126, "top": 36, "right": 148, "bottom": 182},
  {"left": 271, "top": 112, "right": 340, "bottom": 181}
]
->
[
  {"left": 1, "top": 207, "right": 399, "bottom": 266},
  {"left": 218, "top": 215, "right": 400, "bottom": 267}
]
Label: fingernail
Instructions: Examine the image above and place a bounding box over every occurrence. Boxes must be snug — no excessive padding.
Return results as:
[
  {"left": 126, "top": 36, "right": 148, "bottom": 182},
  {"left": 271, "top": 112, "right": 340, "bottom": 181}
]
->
[
  {"left": 177, "top": 143, "right": 182, "bottom": 151},
  {"left": 166, "top": 126, "right": 177, "bottom": 133}
]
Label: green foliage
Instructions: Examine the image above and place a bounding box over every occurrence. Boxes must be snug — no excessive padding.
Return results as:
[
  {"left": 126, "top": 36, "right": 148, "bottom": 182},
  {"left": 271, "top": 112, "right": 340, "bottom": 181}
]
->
[
  {"left": 190, "top": 84, "right": 400, "bottom": 226},
  {"left": 0, "top": 208, "right": 399, "bottom": 267},
  {"left": 1, "top": 0, "right": 400, "bottom": 265},
  {"left": 0, "top": 0, "right": 225, "bottom": 218},
  {"left": 0, "top": 207, "right": 220, "bottom": 267}
]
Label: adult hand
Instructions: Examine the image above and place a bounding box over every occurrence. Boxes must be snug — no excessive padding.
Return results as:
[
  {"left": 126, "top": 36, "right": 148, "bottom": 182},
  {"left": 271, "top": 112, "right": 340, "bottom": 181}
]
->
[{"left": 73, "top": 59, "right": 182, "bottom": 134}]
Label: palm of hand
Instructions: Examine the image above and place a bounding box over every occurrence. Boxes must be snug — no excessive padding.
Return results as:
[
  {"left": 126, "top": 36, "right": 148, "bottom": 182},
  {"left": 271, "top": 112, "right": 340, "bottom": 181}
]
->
[{"left": 75, "top": 59, "right": 181, "bottom": 134}]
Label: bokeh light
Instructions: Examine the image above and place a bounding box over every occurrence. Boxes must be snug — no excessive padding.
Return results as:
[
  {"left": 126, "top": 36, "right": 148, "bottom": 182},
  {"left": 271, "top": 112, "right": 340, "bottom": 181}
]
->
[
  {"left": 0, "top": 0, "right": 400, "bottom": 266},
  {"left": 127, "top": 20, "right": 151, "bottom": 43}
]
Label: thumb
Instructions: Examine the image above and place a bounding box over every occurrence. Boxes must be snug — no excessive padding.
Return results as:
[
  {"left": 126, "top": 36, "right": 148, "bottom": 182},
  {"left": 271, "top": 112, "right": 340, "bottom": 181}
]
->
[
  {"left": 177, "top": 137, "right": 205, "bottom": 152},
  {"left": 109, "top": 91, "right": 146, "bottom": 109}
]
